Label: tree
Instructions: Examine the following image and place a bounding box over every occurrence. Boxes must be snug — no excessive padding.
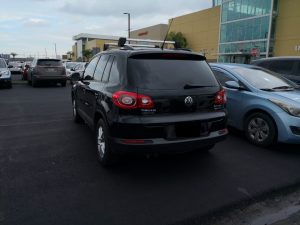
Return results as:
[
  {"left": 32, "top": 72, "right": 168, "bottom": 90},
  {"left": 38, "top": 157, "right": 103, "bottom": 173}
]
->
[
  {"left": 166, "top": 32, "right": 188, "bottom": 48},
  {"left": 10, "top": 52, "right": 17, "bottom": 58},
  {"left": 82, "top": 49, "right": 92, "bottom": 62}
]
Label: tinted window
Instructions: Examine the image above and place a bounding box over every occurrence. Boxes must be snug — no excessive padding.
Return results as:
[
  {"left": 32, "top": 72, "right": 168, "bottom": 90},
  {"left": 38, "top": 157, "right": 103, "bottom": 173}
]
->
[
  {"left": 102, "top": 56, "right": 114, "bottom": 82},
  {"left": 128, "top": 54, "right": 218, "bottom": 89},
  {"left": 255, "top": 60, "right": 270, "bottom": 68},
  {"left": 0, "top": 59, "right": 6, "bottom": 68},
  {"left": 296, "top": 62, "right": 300, "bottom": 76},
  {"left": 213, "top": 70, "right": 235, "bottom": 86},
  {"left": 232, "top": 67, "right": 294, "bottom": 89},
  {"left": 94, "top": 55, "right": 110, "bottom": 81},
  {"left": 109, "top": 58, "right": 120, "bottom": 84},
  {"left": 37, "top": 60, "right": 62, "bottom": 66},
  {"left": 84, "top": 56, "right": 100, "bottom": 79},
  {"left": 269, "top": 60, "right": 295, "bottom": 74}
]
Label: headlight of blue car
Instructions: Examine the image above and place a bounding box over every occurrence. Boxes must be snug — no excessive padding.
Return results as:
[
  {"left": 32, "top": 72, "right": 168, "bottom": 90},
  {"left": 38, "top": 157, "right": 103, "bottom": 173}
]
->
[{"left": 269, "top": 99, "right": 300, "bottom": 117}]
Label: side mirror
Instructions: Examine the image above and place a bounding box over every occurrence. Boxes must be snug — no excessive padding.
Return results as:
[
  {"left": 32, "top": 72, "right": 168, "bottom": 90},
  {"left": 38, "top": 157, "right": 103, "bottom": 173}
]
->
[
  {"left": 70, "top": 72, "right": 81, "bottom": 82},
  {"left": 225, "top": 81, "right": 240, "bottom": 89}
]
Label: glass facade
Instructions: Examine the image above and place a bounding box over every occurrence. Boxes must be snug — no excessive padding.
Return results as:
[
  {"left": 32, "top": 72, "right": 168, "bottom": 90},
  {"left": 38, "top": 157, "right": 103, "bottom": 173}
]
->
[
  {"left": 213, "top": 0, "right": 222, "bottom": 7},
  {"left": 218, "top": 0, "right": 276, "bottom": 63}
]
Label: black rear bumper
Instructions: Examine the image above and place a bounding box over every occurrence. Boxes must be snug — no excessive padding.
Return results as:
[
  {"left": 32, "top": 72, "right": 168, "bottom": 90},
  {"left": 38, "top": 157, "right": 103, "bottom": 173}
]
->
[{"left": 109, "top": 129, "right": 228, "bottom": 154}]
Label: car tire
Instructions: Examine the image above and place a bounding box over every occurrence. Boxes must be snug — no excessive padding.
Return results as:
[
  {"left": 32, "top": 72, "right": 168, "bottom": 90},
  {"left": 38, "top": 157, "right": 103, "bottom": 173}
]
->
[
  {"left": 72, "top": 99, "right": 84, "bottom": 123},
  {"left": 244, "top": 112, "right": 276, "bottom": 147},
  {"left": 96, "top": 119, "right": 116, "bottom": 167},
  {"left": 61, "top": 81, "right": 66, "bottom": 87}
]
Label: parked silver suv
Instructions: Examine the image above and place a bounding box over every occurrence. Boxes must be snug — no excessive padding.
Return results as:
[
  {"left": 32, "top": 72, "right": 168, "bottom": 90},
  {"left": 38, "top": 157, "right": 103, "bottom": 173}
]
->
[{"left": 27, "top": 58, "right": 67, "bottom": 87}]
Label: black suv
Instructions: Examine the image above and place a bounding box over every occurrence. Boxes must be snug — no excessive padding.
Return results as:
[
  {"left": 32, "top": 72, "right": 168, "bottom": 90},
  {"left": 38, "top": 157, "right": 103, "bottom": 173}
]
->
[{"left": 71, "top": 43, "right": 227, "bottom": 165}]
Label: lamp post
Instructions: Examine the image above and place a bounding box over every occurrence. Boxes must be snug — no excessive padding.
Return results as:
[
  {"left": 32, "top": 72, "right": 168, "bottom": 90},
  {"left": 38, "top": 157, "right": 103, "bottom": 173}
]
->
[{"left": 123, "top": 12, "right": 131, "bottom": 39}]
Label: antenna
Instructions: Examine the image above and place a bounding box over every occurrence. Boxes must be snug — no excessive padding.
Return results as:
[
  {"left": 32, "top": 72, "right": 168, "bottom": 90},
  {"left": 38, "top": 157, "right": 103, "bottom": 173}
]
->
[{"left": 161, "top": 18, "right": 174, "bottom": 50}]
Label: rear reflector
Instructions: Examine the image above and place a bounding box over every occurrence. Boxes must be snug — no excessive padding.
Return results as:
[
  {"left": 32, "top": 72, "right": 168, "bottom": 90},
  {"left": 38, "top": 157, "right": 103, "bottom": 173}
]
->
[
  {"left": 218, "top": 129, "right": 228, "bottom": 135},
  {"left": 121, "top": 139, "right": 145, "bottom": 144}
]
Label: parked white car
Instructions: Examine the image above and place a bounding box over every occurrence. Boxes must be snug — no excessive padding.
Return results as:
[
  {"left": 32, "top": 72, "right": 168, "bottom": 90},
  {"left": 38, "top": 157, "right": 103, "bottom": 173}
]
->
[{"left": 8, "top": 61, "right": 23, "bottom": 74}]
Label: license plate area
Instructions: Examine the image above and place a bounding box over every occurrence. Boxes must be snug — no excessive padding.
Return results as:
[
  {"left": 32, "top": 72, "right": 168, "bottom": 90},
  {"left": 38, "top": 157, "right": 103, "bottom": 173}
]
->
[
  {"left": 46, "top": 68, "right": 56, "bottom": 72},
  {"left": 165, "top": 121, "right": 209, "bottom": 139}
]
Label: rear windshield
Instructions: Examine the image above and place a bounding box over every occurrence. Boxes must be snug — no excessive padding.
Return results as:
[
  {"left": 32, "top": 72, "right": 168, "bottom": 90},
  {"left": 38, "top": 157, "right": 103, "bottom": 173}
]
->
[
  {"left": 0, "top": 60, "right": 6, "bottom": 68},
  {"left": 128, "top": 54, "right": 219, "bottom": 89},
  {"left": 37, "top": 60, "right": 62, "bottom": 66}
]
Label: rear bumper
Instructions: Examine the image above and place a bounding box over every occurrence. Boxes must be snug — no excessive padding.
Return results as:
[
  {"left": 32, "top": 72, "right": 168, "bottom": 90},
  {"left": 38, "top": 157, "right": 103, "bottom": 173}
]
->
[
  {"left": 109, "top": 129, "right": 228, "bottom": 153},
  {"left": 33, "top": 75, "right": 66, "bottom": 82}
]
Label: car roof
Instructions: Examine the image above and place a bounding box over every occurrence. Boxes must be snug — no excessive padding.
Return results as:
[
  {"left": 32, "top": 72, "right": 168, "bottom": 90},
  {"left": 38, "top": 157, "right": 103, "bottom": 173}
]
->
[
  {"left": 210, "top": 63, "right": 259, "bottom": 70},
  {"left": 38, "top": 58, "right": 61, "bottom": 60},
  {"left": 96, "top": 48, "right": 205, "bottom": 58},
  {"left": 252, "top": 56, "right": 300, "bottom": 62}
]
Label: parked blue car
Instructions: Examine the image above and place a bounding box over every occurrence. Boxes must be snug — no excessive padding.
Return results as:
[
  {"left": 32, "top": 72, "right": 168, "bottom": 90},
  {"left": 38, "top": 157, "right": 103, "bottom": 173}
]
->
[{"left": 210, "top": 63, "right": 300, "bottom": 147}]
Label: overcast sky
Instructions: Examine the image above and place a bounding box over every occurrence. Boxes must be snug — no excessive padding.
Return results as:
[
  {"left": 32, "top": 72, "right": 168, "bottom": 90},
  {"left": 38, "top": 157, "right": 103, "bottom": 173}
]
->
[{"left": 0, "top": 0, "right": 211, "bottom": 58}]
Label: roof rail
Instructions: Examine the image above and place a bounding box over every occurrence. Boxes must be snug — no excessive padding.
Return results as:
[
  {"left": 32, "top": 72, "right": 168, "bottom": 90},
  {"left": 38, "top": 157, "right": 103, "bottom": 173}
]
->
[{"left": 103, "top": 37, "right": 176, "bottom": 51}]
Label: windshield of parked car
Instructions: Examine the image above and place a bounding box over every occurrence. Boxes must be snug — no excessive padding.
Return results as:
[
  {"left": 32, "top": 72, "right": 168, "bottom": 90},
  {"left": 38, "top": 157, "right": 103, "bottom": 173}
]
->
[
  {"left": 65, "top": 62, "right": 77, "bottom": 69},
  {"left": 128, "top": 53, "right": 219, "bottom": 89},
  {"left": 37, "top": 60, "right": 62, "bottom": 66},
  {"left": 0, "top": 60, "right": 6, "bottom": 68},
  {"left": 232, "top": 67, "right": 295, "bottom": 90}
]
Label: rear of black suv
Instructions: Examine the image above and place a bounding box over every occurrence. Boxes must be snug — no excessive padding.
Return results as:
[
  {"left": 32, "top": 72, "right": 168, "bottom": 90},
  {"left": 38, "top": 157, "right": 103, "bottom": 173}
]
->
[{"left": 71, "top": 50, "right": 227, "bottom": 166}]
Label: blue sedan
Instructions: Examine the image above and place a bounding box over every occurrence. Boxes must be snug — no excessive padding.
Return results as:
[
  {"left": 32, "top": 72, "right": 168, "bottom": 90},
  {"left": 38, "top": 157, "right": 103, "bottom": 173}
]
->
[{"left": 210, "top": 63, "right": 300, "bottom": 147}]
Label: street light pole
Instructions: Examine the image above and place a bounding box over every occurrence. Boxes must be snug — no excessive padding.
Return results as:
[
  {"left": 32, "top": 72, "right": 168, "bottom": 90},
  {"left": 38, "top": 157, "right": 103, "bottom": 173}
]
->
[{"left": 123, "top": 13, "right": 131, "bottom": 39}]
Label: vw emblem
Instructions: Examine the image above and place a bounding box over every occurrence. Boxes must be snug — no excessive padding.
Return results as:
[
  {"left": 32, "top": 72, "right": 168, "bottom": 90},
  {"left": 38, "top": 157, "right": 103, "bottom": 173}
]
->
[{"left": 184, "top": 96, "right": 193, "bottom": 106}]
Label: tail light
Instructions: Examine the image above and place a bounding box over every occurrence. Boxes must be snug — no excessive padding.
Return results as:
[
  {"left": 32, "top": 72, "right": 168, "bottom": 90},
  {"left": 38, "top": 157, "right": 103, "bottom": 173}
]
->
[
  {"left": 112, "top": 91, "right": 154, "bottom": 109},
  {"left": 214, "top": 89, "right": 226, "bottom": 105}
]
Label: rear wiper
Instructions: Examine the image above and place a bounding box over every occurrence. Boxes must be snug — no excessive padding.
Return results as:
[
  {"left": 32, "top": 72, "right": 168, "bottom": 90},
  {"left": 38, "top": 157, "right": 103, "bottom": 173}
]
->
[{"left": 184, "top": 84, "right": 215, "bottom": 89}]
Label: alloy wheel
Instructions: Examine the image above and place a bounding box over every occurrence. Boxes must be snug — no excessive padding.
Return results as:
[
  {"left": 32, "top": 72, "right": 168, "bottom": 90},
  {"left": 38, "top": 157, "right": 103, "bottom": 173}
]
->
[{"left": 248, "top": 117, "right": 270, "bottom": 143}]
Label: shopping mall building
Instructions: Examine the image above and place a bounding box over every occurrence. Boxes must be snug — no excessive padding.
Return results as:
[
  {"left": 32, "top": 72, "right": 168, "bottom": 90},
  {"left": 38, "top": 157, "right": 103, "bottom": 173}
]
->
[{"left": 71, "top": 0, "right": 300, "bottom": 63}]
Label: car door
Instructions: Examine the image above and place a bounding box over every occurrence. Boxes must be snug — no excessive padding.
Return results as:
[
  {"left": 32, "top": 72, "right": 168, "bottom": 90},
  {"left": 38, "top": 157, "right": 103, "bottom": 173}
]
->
[
  {"left": 212, "top": 68, "right": 244, "bottom": 128},
  {"left": 76, "top": 56, "right": 100, "bottom": 123},
  {"left": 84, "top": 54, "right": 112, "bottom": 122}
]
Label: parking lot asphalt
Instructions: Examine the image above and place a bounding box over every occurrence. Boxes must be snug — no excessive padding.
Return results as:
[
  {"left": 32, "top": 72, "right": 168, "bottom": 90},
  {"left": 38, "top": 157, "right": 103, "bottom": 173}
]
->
[{"left": 1, "top": 84, "right": 300, "bottom": 225}]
